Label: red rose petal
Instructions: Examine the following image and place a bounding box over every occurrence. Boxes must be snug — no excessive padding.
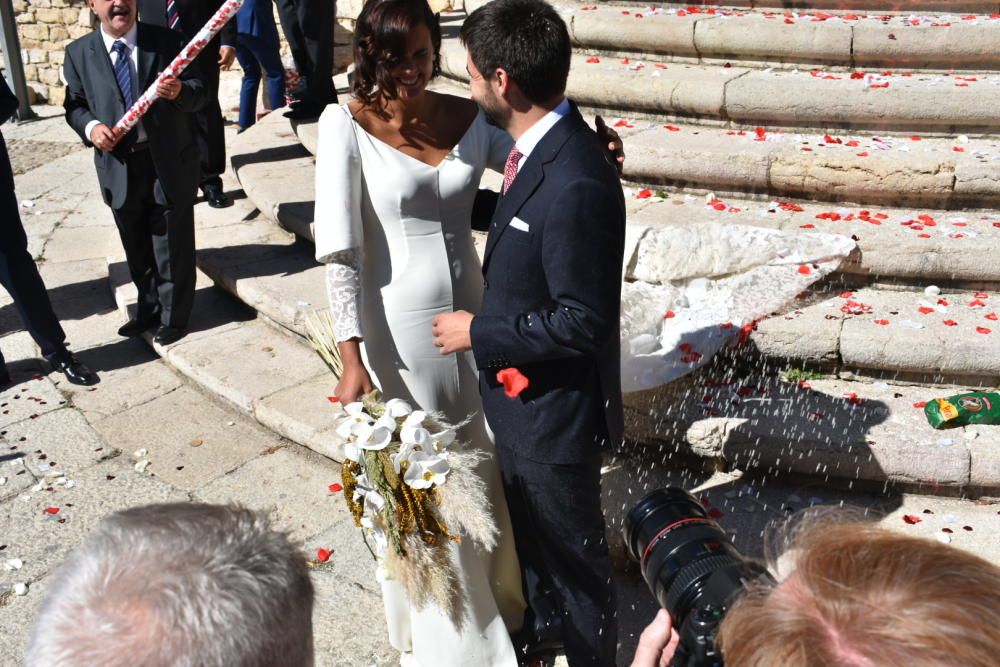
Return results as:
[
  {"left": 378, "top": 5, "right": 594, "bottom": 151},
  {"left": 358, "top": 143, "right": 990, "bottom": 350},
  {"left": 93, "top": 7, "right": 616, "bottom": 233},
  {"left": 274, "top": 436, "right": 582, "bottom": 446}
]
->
[
  {"left": 316, "top": 548, "right": 332, "bottom": 563},
  {"left": 903, "top": 515, "right": 922, "bottom": 525},
  {"left": 943, "top": 320, "right": 958, "bottom": 326},
  {"left": 977, "top": 327, "right": 992, "bottom": 334},
  {"left": 586, "top": 57, "right": 600, "bottom": 64},
  {"left": 663, "top": 310, "right": 676, "bottom": 319},
  {"left": 874, "top": 319, "right": 890, "bottom": 325},
  {"left": 917, "top": 306, "right": 935, "bottom": 315},
  {"left": 798, "top": 265, "right": 811, "bottom": 274},
  {"left": 497, "top": 367, "right": 530, "bottom": 399},
  {"left": 328, "top": 483, "right": 343, "bottom": 493},
  {"left": 707, "top": 507, "right": 724, "bottom": 519},
  {"left": 637, "top": 188, "right": 653, "bottom": 199},
  {"left": 327, "top": 396, "right": 340, "bottom": 403},
  {"left": 986, "top": 313, "right": 998, "bottom": 321},
  {"left": 44, "top": 507, "right": 60, "bottom": 515},
  {"left": 913, "top": 401, "right": 927, "bottom": 408}
]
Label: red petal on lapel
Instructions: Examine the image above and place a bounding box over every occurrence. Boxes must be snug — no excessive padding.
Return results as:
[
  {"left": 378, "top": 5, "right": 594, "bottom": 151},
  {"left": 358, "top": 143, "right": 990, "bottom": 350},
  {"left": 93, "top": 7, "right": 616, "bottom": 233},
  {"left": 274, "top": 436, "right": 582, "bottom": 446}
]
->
[{"left": 497, "top": 368, "right": 530, "bottom": 399}]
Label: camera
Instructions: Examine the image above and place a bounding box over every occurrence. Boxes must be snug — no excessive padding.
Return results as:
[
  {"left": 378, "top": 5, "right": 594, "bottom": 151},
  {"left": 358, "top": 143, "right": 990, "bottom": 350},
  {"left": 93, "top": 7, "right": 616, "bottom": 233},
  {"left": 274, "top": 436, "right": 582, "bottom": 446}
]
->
[{"left": 624, "top": 488, "right": 773, "bottom": 667}]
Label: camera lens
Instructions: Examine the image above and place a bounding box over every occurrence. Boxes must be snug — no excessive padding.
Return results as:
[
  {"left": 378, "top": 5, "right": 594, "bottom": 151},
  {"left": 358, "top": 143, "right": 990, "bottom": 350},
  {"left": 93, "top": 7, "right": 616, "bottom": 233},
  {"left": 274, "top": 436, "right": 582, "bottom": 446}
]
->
[{"left": 624, "top": 488, "right": 764, "bottom": 624}]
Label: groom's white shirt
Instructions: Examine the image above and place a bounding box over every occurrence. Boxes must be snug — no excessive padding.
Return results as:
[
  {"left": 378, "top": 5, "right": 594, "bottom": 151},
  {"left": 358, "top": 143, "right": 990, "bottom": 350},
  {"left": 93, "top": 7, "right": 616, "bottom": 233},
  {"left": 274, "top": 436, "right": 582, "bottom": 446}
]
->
[{"left": 512, "top": 97, "right": 570, "bottom": 172}]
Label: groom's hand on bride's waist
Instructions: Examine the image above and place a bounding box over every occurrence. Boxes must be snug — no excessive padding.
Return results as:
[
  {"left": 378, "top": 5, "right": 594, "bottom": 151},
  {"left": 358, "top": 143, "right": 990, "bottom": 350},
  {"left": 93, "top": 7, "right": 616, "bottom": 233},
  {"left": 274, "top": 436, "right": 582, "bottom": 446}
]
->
[{"left": 432, "top": 311, "right": 474, "bottom": 355}]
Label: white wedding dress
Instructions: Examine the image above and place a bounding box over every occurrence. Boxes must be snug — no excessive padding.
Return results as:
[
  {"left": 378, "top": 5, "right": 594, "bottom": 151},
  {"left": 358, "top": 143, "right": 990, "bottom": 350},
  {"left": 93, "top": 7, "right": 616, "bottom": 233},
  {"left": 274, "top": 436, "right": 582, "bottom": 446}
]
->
[{"left": 314, "top": 103, "right": 523, "bottom": 667}]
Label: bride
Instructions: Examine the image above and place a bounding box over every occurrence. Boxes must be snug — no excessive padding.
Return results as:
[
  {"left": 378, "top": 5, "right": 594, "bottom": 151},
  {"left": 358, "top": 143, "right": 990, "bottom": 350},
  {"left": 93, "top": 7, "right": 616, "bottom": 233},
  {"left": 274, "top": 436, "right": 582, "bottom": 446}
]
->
[{"left": 314, "top": 0, "right": 621, "bottom": 663}]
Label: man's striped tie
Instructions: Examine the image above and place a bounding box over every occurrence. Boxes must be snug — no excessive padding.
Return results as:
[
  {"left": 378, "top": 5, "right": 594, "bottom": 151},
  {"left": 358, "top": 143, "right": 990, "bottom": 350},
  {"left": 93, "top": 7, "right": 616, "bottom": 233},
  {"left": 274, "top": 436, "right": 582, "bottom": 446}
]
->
[
  {"left": 166, "top": 0, "right": 182, "bottom": 31},
  {"left": 111, "top": 40, "right": 134, "bottom": 109}
]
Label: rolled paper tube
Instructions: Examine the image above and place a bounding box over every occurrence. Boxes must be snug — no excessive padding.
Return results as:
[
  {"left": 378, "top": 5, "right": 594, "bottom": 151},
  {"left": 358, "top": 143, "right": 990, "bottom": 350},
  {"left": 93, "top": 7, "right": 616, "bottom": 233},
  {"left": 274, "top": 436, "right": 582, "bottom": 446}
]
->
[{"left": 110, "top": 0, "right": 244, "bottom": 145}]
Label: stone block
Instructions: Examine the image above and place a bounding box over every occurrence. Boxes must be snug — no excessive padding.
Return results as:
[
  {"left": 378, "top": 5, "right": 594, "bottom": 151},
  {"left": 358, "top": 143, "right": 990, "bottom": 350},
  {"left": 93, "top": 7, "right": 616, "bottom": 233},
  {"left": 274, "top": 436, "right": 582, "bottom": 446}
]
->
[
  {"left": 694, "top": 14, "right": 852, "bottom": 63},
  {"left": 3, "top": 408, "right": 114, "bottom": 480},
  {"left": 752, "top": 297, "right": 842, "bottom": 364},
  {"left": 38, "top": 67, "right": 61, "bottom": 86},
  {"left": 26, "top": 48, "right": 46, "bottom": 64},
  {"left": 623, "top": 127, "right": 771, "bottom": 193},
  {"left": 15, "top": 11, "right": 34, "bottom": 24},
  {"left": 91, "top": 386, "right": 278, "bottom": 492},
  {"left": 48, "top": 49, "right": 64, "bottom": 66},
  {"left": 839, "top": 288, "right": 1000, "bottom": 378},
  {"left": 34, "top": 8, "right": 61, "bottom": 22},
  {"left": 570, "top": 9, "right": 698, "bottom": 56},
  {"left": 194, "top": 446, "right": 342, "bottom": 541},
  {"left": 41, "top": 225, "right": 118, "bottom": 263},
  {"left": 967, "top": 431, "right": 1000, "bottom": 488},
  {"left": 853, "top": 22, "right": 1000, "bottom": 68},
  {"left": 255, "top": 374, "right": 348, "bottom": 462},
  {"left": 954, "top": 156, "right": 1000, "bottom": 206},
  {"left": 768, "top": 152, "right": 955, "bottom": 207},
  {"left": 48, "top": 26, "right": 69, "bottom": 41},
  {"left": 0, "top": 377, "right": 66, "bottom": 430},
  {"left": 18, "top": 24, "right": 48, "bottom": 41},
  {"left": 0, "top": 458, "right": 188, "bottom": 590}
]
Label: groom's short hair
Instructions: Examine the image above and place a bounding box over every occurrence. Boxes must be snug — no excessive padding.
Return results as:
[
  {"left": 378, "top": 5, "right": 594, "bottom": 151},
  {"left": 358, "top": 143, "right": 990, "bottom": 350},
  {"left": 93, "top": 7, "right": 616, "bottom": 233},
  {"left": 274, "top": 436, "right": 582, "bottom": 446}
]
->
[
  {"left": 24, "top": 503, "right": 315, "bottom": 667},
  {"left": 461, "top": 0, "right": 571, "bottom": 105}
]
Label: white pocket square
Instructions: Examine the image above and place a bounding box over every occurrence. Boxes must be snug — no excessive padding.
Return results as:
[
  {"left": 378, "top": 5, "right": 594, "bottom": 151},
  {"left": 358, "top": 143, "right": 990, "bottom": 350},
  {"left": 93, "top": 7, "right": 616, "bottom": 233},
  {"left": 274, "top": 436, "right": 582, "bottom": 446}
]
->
[{"left": 510, "top": 217, "right": 531, "bottom": 233}]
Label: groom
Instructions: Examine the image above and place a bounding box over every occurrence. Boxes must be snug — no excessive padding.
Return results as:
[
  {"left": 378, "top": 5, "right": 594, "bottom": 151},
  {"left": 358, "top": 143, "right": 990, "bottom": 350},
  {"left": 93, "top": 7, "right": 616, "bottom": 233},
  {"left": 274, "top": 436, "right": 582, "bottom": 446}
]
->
[{"left": 433, "top": 1, "right": 626, "bottom": 664}]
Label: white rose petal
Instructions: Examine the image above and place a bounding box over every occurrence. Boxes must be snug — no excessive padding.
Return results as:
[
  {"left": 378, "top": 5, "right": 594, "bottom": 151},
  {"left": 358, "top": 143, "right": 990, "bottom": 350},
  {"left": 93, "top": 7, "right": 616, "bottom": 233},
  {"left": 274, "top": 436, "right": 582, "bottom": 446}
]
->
[
  {"left": 134, "top": 460, "right": 150, "bottom": 473},
  {"left": 0, "top": 477, "right": 6, "bottom": 486},
  {"left": 3, "top": 559, "right": 23, "bottom": 571},
  {"left": 133, "top": 448, "right": 148, "bottom": 458},
  {"left": 13, "top": 583, "right": 28, "bottom": 596}
]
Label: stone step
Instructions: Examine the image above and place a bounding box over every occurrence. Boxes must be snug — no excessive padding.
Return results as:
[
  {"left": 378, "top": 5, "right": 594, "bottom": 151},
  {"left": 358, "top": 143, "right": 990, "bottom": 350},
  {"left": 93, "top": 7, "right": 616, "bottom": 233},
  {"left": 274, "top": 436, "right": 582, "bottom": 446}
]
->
[
  {"left": 478, "top": 1, "right": 1000, "bottom": 14},
  {"left": 753, "top": 286, "right": 1000, "bottom": 384},
  {"left": 440, "top": 39, "right": 1000, "bottom": 133},
  {"left": 627, "top": 192, "right": 1000, "bottom": 286},
  {"left": 556, "top": 3, "right": 1000, "bottom": 69},
  {"left": 237, "top": 109, "right": 1000, "bottom": 284},
  {"left": 176, "top": 203, "right": 1000, "bottom": 491},
  {"left": 623, "top": 371, "right": 999, "bottom": 492}
]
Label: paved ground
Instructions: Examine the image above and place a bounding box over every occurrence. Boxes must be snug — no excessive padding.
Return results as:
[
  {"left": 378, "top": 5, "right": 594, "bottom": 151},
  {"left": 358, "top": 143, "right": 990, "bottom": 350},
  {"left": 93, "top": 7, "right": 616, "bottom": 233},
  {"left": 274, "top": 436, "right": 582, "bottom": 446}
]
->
[{"left": 0, "top": 92, "right": 997, "bottom": 666}]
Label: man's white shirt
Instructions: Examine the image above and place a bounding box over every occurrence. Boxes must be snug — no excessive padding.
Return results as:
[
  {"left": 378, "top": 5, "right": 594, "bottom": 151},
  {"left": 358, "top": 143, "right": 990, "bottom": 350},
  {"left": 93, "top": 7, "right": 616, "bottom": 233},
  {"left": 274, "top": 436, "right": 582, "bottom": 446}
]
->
[
  {"left": 85, "top": 24, "right": 148, "bottom": 144},
  {"left": 512, "top": 97, "right": 570, "bottom": 172}
]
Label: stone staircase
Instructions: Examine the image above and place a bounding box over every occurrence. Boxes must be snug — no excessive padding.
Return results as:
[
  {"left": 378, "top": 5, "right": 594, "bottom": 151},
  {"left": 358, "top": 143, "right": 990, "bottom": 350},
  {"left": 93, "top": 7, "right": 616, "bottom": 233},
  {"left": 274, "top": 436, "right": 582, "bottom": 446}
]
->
[{"left": 115, "top": 4, "right": 1000, "bottom": 495}]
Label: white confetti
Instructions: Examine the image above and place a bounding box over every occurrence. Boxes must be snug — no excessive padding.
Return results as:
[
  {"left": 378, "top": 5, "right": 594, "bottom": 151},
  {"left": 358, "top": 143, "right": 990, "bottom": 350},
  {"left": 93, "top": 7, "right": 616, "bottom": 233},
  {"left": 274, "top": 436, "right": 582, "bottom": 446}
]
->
[
  {"left": 64, "top": 480, "right": 76, "bottom": 489},
  {"left": 936, "top": 438, "right": 954, "bottom": 446},
  {"left": 0, "top": 477, "right": 6, "bottom": 486},
  {"left": 13, "top": 583, "right": 28, "bottom": 596},
  {"left": 935, "top": 532, "right": 952, "bottom": 544},
  {"left": 134, "top": 460, "right": 151, "bottom": 473},
  {"left": 943, "top": 513, "right": 957, "bottom": 524},
  {"left": 3, "top": 559, "right": 23, "bottom": 571},
  {"left": 133, "top": 448, "right": 148, "bottom": 458},
  {"left": 899, "top": 320, "right": 925, "bottom": 329},
  {"left": 20, "top": 200, "right": 34, "bottom": 209},
  {"left": 37, "top": 463, "right": 50, "bottom": 473}
]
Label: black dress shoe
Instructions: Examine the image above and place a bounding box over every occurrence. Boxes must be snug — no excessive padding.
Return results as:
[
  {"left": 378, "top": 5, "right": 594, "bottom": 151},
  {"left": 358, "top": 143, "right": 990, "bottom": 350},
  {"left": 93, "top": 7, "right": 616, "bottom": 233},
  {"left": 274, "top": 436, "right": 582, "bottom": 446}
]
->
[
  {"left": 50, "top": 352, "right": 99, "bottom": 386},
  {"left": 202, "top": 184, "right": 232, "bottom": 209},
  {"left": 153, "top": 325, "right": 186, "bottom": 345},
  {"left": 118, "top": 311, "right": 160, "bottom": 337}
]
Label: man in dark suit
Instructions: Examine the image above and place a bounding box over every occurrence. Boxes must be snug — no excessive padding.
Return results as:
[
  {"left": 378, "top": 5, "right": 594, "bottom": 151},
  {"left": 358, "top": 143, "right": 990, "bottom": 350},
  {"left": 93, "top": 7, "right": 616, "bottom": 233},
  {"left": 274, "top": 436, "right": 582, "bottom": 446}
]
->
[
  {"left": 138, "top": 0, "right": 235, "bottom": 208},
  {"left": 275, "top": 0, "right": 336, "bottom": 119},
  {"left": 65, "top": 0, "right": 207, "bottom": 345},
  {"left": 0, "top": 77, "right": 98, "bottom": 386},
  {"left": 433, "top": 1, "right": 626, "bottom": 665}
]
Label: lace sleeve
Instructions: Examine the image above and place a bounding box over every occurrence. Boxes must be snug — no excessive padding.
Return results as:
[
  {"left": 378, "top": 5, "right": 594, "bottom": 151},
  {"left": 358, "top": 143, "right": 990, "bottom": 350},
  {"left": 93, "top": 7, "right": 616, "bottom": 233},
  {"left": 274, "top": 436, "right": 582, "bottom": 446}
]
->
[{"left": 325, "top": 249, "right": 363, "bottom": 343}]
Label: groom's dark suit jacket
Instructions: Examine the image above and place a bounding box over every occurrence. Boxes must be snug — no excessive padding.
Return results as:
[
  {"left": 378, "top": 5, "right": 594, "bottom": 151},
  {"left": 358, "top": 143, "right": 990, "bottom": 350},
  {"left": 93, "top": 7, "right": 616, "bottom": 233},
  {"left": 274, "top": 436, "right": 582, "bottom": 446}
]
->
[
  {"left": 471, "top": 104, "right": 626, "bottom": 464},
  {"left": 63, "top": 22, "right": 206, "bottom": 209}
]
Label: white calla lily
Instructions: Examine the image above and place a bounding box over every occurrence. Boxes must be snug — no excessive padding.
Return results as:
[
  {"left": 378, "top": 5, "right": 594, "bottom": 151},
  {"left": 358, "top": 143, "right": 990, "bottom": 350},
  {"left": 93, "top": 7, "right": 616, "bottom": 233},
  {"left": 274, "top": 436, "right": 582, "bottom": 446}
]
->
[
  {"left": 403, "top": 451, "right": 450, "bottom": 489},
  {"left": 392, "top": 441, "right": 418, "bottom": 474},
  {"left": 355, "top": 423, "right": 393, "bottom": 451},
  {"left": 430, "top": 428, "right": 456, "bottom": 451},
  {"left": 344, "top": 441, "right": 361, "bottom": 463},
  {"left": 373, "top": 413, "right": 398, "bottom": 435},
  {"left": 401, "top": 411, "right": 427, "bottom": 429},
  {"left": 344, "top": 402, "right": 370, "bottom": 418},
  {"left": 401, "top": 424, "right": 432, "bottom": 447},
  {"left": 385, "top": 398, "right": 414, "bottom": 418}
]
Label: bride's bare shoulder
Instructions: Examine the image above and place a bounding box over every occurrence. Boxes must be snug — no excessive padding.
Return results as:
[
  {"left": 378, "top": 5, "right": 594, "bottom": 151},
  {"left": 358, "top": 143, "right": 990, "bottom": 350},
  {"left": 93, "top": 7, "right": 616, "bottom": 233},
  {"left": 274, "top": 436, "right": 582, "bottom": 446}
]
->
[{"left": 428, "top": 91, "right": 478, "bottom": 125}]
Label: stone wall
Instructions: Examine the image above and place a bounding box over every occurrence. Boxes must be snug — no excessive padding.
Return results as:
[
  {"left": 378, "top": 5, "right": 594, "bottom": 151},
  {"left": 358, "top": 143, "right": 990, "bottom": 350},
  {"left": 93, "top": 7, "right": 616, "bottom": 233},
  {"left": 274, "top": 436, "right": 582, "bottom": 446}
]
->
[{"left": 5, "top": 0, "right": 94, "bottom": 106}]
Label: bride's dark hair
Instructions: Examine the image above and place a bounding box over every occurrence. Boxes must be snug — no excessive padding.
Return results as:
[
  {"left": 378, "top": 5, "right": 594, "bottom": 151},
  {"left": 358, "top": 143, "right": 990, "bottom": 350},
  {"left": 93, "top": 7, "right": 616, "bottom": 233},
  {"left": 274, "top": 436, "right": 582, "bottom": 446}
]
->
[{"left": 352, "top": 0, "right": 442, "bottom": 107}]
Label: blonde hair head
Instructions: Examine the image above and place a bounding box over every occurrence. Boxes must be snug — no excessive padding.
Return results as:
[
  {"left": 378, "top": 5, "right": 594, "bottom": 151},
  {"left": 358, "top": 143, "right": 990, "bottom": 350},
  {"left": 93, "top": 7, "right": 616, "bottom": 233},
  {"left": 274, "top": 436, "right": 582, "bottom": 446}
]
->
[{"left": 718, "top": 516, "right": 1000, "bottom": 667}]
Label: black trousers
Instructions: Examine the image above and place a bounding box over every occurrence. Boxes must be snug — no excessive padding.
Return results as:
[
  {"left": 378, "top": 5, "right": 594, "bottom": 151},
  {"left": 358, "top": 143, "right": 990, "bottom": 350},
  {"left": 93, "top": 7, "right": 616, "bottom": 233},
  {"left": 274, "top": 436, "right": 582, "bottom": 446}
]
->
[
  {"left": 0, "top": 132, "right": 66, "bottom": 366},
  {"left": 111, "top": 150, "right": 196, "bottom": 329},
  {"left": 274, "top": 0, "right": 336, "bottom": 107},
  {"left": 192, "top": 51, "right": 225, "bottom": 191},
  {"left": 495, "top": 442, "right": 618, "bottom": 667}
]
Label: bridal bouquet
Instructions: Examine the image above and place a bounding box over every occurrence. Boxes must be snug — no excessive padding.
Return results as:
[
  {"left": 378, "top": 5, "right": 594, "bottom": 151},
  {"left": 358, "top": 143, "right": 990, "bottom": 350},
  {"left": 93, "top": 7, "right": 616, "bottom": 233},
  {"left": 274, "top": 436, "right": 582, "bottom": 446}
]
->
[{"left": 335, "top": 391, "right": 497, "bottom": 621}]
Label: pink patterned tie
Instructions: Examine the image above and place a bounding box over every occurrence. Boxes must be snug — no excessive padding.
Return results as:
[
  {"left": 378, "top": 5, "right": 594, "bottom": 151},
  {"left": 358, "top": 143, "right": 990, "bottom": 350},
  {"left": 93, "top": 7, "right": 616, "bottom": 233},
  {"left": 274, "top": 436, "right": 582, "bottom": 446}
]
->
[{"left": 502, "top": 146, "right": 523, "bottom": 194}]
